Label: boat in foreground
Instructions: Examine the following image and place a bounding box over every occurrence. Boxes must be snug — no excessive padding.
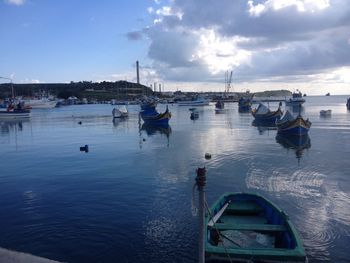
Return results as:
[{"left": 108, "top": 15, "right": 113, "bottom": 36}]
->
[
  {"left": 276, "top": 111, "right": 311, "bottom": 136},
  {"left": 205, "top": 192, "right": 306, "bottom": 263}
]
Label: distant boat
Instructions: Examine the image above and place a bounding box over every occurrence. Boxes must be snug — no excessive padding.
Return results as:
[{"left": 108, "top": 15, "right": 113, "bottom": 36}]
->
[
  {"left": 112, "top": 105, "right": 128, "bottom": 118},
  {"left": 205, "top": 192, "right": 306, "bottom": 262},
  {"left": 285, "top": 91, "right": 305, "bottom": 106},
  {"left": 177, "top": 96, "right": 210, "bottom": 106},
  {"left": 190, "top": 110, "right": 199, "bottom": 120},
  {"left": 252, "top": 103, "right": 283, "bottom": 124},
  {"left": 325, "top": 93, "right": 330, "bottom": 96},
  {"left": 276, "top": 110, "right": 311, "bottom": 136},
  {"left": 238, "top": 96, "right": 252, "bottom": 112},
  {"left": 215, "top": 100, "right": 225, "bottom": 114},
  {"left": 23, "top": 98, "right": 57, "bottom": 109},
  {"left": 0, "top": 103, "right": 31, "bottom": 119},
  {"left": 320, "top": 109, "right": 331, "bottom": 117},
  {"left": 346, "top": 98, "right": 350, "bottom": 110}
]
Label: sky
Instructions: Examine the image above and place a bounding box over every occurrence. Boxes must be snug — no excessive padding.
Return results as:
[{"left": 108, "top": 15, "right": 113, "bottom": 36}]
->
[{"left": 0, "top": 0, "right": 350, "bottom": 95}]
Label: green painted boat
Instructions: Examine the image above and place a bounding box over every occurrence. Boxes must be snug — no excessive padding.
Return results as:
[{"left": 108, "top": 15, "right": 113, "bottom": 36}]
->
[{"left": 205, "top": 192, "right": 306, "bottom": 262}]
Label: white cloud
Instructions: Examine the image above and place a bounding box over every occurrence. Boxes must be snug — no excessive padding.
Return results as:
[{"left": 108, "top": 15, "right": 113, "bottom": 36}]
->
[
  {"left": 4, "top": 0, "right": 26, "bottom": 6},
  {"left": 138, "top": 0, "right": 350, "bottom": 94},
  {"left": 248, "top": 0, "right": 330, "bottom": 16}
]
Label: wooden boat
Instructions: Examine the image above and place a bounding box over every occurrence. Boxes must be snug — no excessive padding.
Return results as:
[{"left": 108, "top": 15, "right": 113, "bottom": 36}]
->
[
  {"left": 276, "top": 111, "right": 311, "bottom": 136},
  {"left": 319, "top": 109, "right": 331, "bottom": 117},
  {"left": 205, "top": 192, "right": 306, "bottom": 262},
  {"left": 252, "top": 103, "right": 283, "bottom": 124},
  {"left": 140, "top": 106, "right": 171, "bottom": 125},
  {"left": 112, "top": 106, "right": 128, "bottom": 118}
]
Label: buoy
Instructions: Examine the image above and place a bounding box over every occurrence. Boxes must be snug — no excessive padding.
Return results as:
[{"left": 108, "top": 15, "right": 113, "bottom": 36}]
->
[
  {"left": 80, "top": 145, "right": 89, "bottom": 153},
  {"left": 78, "top": 121, "right": 82, "bottom": 125},
  {"left": 143, "top": 138, "right": 146, "bottom": 142},
  {"left": 205, "top": 153, "right": 211, "bottom": 159}
]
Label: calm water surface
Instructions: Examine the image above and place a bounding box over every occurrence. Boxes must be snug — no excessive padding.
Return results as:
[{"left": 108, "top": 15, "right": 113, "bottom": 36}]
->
[{"left": 0, "top": 96, "right": 349, "bottom": 263}]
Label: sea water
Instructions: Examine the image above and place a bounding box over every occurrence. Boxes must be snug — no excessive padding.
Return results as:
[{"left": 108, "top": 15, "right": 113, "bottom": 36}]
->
[{"left": 0, "top": 95, "right": 349, "bottom": 263}]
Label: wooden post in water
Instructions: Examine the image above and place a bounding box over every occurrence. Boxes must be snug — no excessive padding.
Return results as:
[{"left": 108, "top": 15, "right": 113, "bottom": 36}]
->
[{"left": 196, "top": 167, "right": 206, "bottom": 263}]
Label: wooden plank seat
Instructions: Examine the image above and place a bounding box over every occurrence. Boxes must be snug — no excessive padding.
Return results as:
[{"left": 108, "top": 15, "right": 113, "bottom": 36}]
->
[
  {"left": 226, "top": 201, "right": 264, "bottom": 214},
  {"left": 213, "top": 223, "right": 287, "bottom": 232}
]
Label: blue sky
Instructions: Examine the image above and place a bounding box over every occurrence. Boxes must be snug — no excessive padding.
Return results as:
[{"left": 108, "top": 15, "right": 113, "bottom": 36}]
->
[{"left": 1, "top": 0, "right": 350, "bottom": 95}]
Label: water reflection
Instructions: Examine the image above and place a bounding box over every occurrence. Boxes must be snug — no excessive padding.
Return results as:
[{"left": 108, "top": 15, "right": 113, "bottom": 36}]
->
[
  {"left": 276, "top": 134, "right": 311, "bottom": 162},
  {"left": 287, "top": 105, "right": 305, "bottom": 114},
  {"left": 139, "top": 123, "right": 172, "bottom": 147},
  {"left": 0, "top": 119, "right": 29, "bottom": 135},
  {"left": 252, "top": 120, "right": 277, "bottom": 135}
]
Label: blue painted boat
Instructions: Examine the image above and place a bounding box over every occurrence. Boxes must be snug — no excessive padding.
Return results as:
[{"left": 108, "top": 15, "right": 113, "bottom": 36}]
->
[
  {"left": 276, "top": 111, "right": 311, "bottom": 136},
  {"left": 205, "top": 192, "right": 306, "bottom": 262},
  {"left": 252, "top": 103, "right": 283, "bottom": 124},
  {"left": 140, "top": 106, "right": 171, "bottom": 125}
]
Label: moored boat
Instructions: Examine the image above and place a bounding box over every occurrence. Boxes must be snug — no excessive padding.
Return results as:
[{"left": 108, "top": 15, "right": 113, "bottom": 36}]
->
[
  {"left": 285, "top": 91, "right": 305, "bottom": 106},
  {"left": 177, "top": 96, "right": 210, "bottom": 106},
  {"left": 252, "top": 103, "right": 283, "bottom": 124},
  {"left": 320, "top": 109, "right": 331, "bottom": 117},
  {"left": 205, "top": 192, "right": 306, "bottom": 262},
  {"left": 215, "top": 100, "right": 225, "bottom": 114},
  {"left": 112, "top": 105, "right": 128, "bottom": 118},
  {"left": 0, "top": 103, "right": 31, "bottom": 119},
  {"left": 276, "top": 111, "right": 311, "bottom": 136},
  {"left": 23, "top": 98, "right": 57, "bottom": 109},
  {"left": 140, "top": 105, "right": 171, "bottom": 125},
  {"left": 346, "top": 98, "right": 350, "bottom": 110}
]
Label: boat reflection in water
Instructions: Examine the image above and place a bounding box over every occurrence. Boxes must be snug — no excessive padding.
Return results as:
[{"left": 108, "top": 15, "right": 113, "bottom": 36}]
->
[
  {"left": 139, "top": 123, "right": 172, "bottom": 148},
  {"left": 276, "top": 133, "right": 311, "bottom": 162},
  {"left": 252, "top": 120, "right": 277, "bottom": 135},
  {"left": 0, "top": 119, "right": 29, "bottom": 135},
  {"left": 140, "top": 123, "right": 172, "bottom": 138}
]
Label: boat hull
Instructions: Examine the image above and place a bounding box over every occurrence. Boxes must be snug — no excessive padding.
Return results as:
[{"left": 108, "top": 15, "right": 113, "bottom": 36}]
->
[
  {"left": 205, "top": 193, "right": 306, "bottom": 263},
  {"left": 0, "top": 110, "right": 31, "bottom": 119},
  {"left": 140, "top": 109, "right": 171, "bottom": 125},
  {"left": 252, "top": 108, "right": 283, "bottom": 124},
  {"left": 277, "top": 117, "right": 311, "bottom": 136}
]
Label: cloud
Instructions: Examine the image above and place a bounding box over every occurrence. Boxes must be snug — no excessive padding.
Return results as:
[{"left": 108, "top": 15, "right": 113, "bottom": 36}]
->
[
  {"left": 4, "top": 0, "right": 26, "bottom": 6},
  {"left": 139, "top": 0, "right": 350, "bottom": 90}
]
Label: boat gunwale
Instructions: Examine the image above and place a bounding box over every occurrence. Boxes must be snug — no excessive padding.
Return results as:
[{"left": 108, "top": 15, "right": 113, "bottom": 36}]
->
[{"left": 205, "top": 192, "right": 306, "bottom": 261}]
